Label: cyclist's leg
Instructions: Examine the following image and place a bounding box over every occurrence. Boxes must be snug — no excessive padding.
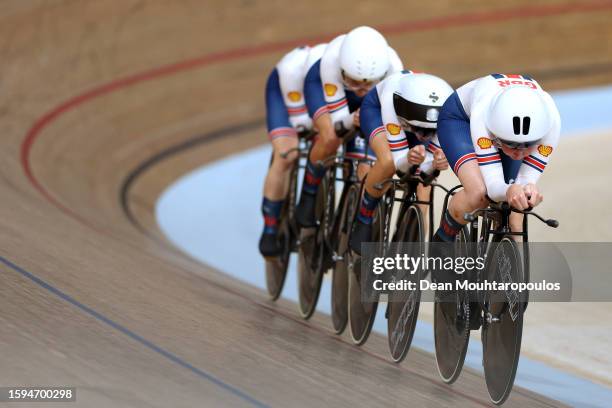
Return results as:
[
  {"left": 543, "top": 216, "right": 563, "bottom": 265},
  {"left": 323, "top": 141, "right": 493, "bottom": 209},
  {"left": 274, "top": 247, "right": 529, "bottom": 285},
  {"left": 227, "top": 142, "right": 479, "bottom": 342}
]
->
[
  {"left": 434, "top": 93, "right": 488, "bottom": 243},
  {"left": 264, "top": 136, "right": 298, "bottom": 200},
  {"left": 295, "top": 113, "right": 340, "bottom": 227},
  {"left": 347, "top": 89, "right": 391, "bottom": 254},
  {"left": 296, "top": 62, "right": 342, "bottom": 226},
  {"left": 260, "top": 69, "right": 298, "bottom": 256},
  {"left": 349, "top": 132, "right": 389, "bottom": 254},
  {"left": 346, "top": 131, "right": 376, "bottom": 180}
]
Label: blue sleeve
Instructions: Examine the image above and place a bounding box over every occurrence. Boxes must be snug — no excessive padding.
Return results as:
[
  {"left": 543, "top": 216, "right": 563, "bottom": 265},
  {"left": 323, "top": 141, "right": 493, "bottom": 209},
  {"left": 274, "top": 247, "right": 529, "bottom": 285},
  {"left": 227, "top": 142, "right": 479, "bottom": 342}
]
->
[
  {"left": 304, "top": 59, "right": 327, "bottom": 119},
  {"left": 359, "top": 88, "right": 384, "bottom": 139},
  {"left": 265, "top": 68, "right": 292, "bottom": 134}
]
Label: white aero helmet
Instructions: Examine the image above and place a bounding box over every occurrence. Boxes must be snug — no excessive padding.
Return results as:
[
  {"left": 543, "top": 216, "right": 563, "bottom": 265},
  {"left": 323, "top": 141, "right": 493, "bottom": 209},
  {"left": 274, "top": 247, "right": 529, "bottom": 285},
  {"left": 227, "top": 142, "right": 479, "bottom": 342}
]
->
[
  {"left": 486, "top": 86, "right": 552, "bottom": 148},
  {"left": 339, "top": 26, "right": 390, "bottom": 82},
  {"left": 393, "top": 73, "right": 454, "bottom": 130}
]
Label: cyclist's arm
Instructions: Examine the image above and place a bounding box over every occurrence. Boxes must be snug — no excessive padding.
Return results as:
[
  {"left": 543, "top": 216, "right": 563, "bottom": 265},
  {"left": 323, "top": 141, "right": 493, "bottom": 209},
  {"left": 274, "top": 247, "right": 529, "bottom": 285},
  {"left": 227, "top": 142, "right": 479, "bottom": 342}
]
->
[
  {"left": 320, "top": 35, "right": 353, "bottom": 132},
  {"left": 303, "top": 59, "right": 335, "bottom": 142},
  {"left": 378, "top": 78, "right": 412, "bottom": 172},
  {"left": 360, "top": 87, "right": 389, "bottom": 155},
  {"left": 422, "top": 136, "right": 444, "bottom": 174},
  {"left": 470, "top": 107, "right": 508, "bottom": 202},
  {"left": 515, "top": 94, "right": 561, "bottom": 186},
  {"left": 277, "top": 58, "right": 312, "bottom": 130}
]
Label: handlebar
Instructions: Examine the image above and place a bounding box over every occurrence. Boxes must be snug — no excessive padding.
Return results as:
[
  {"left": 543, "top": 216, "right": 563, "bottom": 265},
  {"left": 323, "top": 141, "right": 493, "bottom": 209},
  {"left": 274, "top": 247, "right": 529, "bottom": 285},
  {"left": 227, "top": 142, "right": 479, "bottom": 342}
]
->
[
  {"left": 315, "top": 154, "right": 374, "bottom": 169},
  {"left": 296, "top": 125, "right": 316, "bottom": 140},
  {"left": 373, "top": 165, "right": 439, "bottom": 191},
  {"left": 463, "top": 200, "right": 559, "bottom": 228}
]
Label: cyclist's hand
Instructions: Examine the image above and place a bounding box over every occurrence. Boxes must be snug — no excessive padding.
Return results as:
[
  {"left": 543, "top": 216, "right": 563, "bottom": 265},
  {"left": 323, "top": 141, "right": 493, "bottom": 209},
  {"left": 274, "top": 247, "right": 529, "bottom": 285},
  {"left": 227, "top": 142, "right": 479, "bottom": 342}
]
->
[
  {"left": 523, "top": 183, "right": 543, "bottom": 207},
  {"left": 433, "top": 150, "right": 449, "bottom": 170},
  {"left": 506, "top": 184, "right": 529, "bottom": 210},
  {"left": 352, "top": 109, "right": 361, "bottom": 127},
  {"left": 408, "top": 145, "right": 426, "bottom": 165}
]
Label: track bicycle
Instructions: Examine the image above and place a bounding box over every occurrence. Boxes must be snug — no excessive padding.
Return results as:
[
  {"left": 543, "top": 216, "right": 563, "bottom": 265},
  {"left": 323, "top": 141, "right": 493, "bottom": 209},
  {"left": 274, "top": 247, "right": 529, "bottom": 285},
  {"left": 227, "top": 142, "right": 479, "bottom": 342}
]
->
[{"left": 433, "top": 192, "right": 559, "bottom": 405}]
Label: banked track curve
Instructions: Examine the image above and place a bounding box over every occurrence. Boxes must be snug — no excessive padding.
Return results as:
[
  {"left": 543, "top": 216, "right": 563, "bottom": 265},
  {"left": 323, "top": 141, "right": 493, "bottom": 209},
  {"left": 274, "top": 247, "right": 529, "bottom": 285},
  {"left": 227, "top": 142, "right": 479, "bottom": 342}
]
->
[{"left": 10, "top": 1, "right": 612, "bottom": 406}]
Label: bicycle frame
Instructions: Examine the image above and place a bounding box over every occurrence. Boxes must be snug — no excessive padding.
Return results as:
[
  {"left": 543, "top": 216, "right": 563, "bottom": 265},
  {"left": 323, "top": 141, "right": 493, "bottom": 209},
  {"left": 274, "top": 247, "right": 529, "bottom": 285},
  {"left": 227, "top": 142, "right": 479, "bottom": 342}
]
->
[
  {"left": 376, "top": 168, "right": 446, "bottom": 245},
  {"left": 436, "top": 187, "right": 560, "bottom": 318},
  {"left": 310, "top": 130, "right": 376, "bottom": 263}
]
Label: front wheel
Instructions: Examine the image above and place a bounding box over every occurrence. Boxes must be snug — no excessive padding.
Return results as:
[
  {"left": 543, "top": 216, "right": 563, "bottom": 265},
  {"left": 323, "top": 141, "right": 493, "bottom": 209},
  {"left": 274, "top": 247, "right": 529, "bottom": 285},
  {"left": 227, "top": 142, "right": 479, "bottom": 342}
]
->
[
  {"left": 387, "top": 205, "right": 424, "bottom": 363},
  {"left": 265, "top": 165, "right": 298, "bottom": 300},
  {"left": 297, "top": 167, "right": 335, "bottom": 319},
  {"left": 348, "top": 192, "right": 387, "bottom": 345},
  {"left": 331, "top": 183, "right": 359, "bottom": 334}
]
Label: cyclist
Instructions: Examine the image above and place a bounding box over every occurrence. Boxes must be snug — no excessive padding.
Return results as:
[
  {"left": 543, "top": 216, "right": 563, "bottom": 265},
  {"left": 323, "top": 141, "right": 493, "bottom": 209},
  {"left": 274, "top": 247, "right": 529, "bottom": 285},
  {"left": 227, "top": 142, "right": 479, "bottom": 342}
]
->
[
  {"left": 432, "top": 74, "right": 561, "bottom": 244},
  {"left": 259, "top": 43, "right": 327, "bottom": 257},
  {"left": 295, "top": 26, "right": 404, "bottom": 227},
  {"left": 349, "top": 71, "right": 454, "bottom": 253}
]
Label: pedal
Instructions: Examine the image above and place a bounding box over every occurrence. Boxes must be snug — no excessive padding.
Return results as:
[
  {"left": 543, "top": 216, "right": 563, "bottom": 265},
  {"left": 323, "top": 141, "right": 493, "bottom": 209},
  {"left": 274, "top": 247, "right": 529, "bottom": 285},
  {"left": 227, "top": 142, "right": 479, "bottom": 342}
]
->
[{"left": 331, "top": 252, "right": 343, "bottom": 262}]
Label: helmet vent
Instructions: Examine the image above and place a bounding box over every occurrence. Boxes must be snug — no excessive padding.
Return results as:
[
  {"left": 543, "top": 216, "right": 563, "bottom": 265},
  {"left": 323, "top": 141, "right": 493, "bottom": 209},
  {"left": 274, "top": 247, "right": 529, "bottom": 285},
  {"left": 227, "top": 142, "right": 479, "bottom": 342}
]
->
[
  {"left": 523, "top": 117, "right": 531, "bottom": 135},
  {"left": 513, "top": 116, "right": 521, "bottom": 135}
]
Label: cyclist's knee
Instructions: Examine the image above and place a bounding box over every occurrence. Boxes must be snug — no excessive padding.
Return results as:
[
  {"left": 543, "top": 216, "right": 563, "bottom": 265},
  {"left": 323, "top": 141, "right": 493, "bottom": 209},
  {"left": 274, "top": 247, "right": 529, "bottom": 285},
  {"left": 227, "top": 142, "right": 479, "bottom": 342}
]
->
[
  {"left": 464, "top": 185, "right": 488, "bottom": 210},
  {"left": 317, "top": 132, "right": 341, "bottom": 155},
  {"left": 271, "top": 138, "right": 298, "bottom": 170},
  {"left": 273, "top": 153, "right": 295, "bottom": 172},
  {"left": 378, "top": 151, "right": 395, "bottom": 178}
]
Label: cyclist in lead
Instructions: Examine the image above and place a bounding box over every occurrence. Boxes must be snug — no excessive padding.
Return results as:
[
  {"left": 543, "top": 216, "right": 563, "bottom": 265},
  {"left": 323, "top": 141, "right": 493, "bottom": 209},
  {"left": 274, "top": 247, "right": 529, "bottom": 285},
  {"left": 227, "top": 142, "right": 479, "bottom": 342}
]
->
[
  {"left": 259, "top": 43, "right": 327, "bottom": 257},
  {"left": 432, "top": 74, "right": 561, "bottom": 243},
  {"left": 295, "top": 26, "right": 404, "bottom": 228},
  {"left": 349, "top": 71, "right": 455, "bottom": 253}
]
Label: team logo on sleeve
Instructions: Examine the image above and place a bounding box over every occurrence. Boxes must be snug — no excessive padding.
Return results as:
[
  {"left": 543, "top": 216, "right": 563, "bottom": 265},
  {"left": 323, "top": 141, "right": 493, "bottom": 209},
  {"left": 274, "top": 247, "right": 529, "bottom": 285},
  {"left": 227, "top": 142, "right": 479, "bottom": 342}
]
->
[
  {"left": 386, "top": 123, "right": 401, "bottom": 135},
  {"left": 537, "top": 145, "right": 553, "bottom": 157},
  {"left": 288, "top": 91, "right": 301, "bottom": 102},
  {"left": 324, "top": 83, "right": 337, "bottom": 96},
  {"left": 477, "top": 137, "right": 493, "bottom": 149}
]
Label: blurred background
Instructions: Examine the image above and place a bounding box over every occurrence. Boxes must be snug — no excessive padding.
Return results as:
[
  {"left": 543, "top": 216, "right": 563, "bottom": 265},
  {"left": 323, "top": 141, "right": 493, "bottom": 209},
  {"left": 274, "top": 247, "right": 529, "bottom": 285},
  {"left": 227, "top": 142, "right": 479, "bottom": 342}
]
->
[{"left": 1, "top": 1, "right": 611, "bottom": 406}]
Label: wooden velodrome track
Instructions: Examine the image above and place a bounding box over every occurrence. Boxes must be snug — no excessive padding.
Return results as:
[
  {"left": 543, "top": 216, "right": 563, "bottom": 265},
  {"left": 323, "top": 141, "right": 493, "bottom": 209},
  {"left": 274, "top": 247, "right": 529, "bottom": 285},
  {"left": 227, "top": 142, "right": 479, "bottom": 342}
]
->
[{"left": 2, "top": 1, "right": 612, "bottom": 406}]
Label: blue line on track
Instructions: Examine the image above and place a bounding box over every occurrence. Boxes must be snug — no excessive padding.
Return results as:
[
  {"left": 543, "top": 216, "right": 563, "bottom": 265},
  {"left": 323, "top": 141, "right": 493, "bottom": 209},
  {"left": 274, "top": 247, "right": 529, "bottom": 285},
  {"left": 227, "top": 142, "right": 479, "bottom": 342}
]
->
[{"left": 0, "top": 255, "right": 268, "bottom": 408}]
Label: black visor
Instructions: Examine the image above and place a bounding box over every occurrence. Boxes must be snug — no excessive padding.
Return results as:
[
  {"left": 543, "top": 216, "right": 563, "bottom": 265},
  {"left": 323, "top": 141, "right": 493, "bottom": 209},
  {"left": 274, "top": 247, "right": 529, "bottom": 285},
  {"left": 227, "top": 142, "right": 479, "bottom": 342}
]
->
[{"left": 393, "top": 93, "right": 439, "bottom": 125}]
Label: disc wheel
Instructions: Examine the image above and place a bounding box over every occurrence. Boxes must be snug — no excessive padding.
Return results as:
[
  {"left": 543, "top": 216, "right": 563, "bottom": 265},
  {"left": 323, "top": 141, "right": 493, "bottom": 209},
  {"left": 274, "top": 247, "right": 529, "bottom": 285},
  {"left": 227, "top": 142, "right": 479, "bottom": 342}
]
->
[
  {"left": 387, "top": 205, "right": 424, "bottom": 363},
  {"left": 482, "top": 237, "right": 524, "bottom": 405},
  {"left": 434, "top": 227, "right": 471, "bottom": 384}
]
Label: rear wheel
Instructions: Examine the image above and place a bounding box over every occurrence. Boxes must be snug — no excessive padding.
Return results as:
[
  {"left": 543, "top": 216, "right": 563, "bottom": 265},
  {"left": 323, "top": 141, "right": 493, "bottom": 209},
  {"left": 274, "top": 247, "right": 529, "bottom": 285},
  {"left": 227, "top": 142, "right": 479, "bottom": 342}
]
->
[
  {"left": 265, "top": 165, "right": 298, "bottom": 300},
  {"left": 331, "top": 183, "right": 359, "bottom": 334},
  {"left": 434, "top": 226, "right": 471, "bottom": 384},
  {"left": 297, "top": 167, "right": 335, "bottom": 319},
  {"left": 482, "top": 236, "right": 524, "bottom": 405},
  {"left": 387, "top": 205, "right": 423, "bottom": 363}
]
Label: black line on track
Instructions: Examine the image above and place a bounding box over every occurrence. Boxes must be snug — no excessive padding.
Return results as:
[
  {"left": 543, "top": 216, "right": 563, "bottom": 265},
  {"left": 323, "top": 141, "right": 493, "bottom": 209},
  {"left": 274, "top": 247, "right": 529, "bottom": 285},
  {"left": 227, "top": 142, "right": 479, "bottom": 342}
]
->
[{"left": 119, "top": 118, "right": 264, "bottom": 235}]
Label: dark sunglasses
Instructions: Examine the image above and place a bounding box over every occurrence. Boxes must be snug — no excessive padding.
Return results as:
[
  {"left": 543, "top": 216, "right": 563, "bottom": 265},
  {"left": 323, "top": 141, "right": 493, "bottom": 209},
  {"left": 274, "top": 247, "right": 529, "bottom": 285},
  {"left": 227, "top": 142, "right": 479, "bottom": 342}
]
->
[
  {"left": 407, "top": 125, "right": 436, "bottom": 141},
  {"left": 492, "top": 137, "right": 539, "bottom": 150}
]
